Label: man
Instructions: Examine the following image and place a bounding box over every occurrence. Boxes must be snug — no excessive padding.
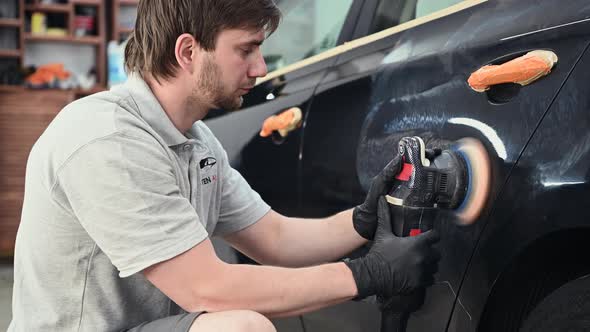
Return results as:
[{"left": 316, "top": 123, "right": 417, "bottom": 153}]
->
[{"left": 9, "top": 0, "right": 439, "bottom": 331}]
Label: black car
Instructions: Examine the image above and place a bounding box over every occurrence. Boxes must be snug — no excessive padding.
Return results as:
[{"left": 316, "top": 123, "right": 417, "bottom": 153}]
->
[{"left": 205, "top": 0, "right": 590, "bottom": 331}]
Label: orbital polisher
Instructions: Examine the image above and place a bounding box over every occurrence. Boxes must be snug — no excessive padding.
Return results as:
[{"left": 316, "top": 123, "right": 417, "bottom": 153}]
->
[{"left": 380, "top": 136, "right": 491, "bottom": 332}]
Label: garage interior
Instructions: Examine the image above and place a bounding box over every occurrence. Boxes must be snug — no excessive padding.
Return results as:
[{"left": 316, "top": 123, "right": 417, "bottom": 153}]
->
[{"left": 3, "top": 0, "right": 589, "bottom": 331}]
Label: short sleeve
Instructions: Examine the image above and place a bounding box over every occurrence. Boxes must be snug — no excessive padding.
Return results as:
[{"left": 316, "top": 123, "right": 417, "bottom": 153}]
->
[
  {"left": 54, "top": 133, "right": 207, "bottom": 277},
  {"left": 211, "top": 146, "right": 270, "bottom": 237}
]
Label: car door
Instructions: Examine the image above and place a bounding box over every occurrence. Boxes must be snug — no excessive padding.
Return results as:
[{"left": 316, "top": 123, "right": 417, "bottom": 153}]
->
[
  {"left": 299, "top": 0, "right": 590, "bottom": 331},
  {"left": 456, "top": 42, "right": 590, "bottom": 332}
]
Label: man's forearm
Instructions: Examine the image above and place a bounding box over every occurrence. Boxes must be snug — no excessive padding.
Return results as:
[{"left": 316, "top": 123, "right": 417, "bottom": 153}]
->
[
  {"left": 272, "top": 209, "right": 367, "bottom": 267},
  {"left": 196, "top": 261, "right": 357, "bottom": 317}
]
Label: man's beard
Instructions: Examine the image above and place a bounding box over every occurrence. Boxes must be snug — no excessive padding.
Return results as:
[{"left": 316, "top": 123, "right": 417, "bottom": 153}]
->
[{"left": 192, "top": 55, "right": 243, "bottom": 111}]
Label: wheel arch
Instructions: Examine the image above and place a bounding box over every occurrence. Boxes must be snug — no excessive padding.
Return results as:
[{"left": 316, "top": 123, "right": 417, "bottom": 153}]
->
[{"left": 477, "top": 227, "right": 590, "bottom": 331}]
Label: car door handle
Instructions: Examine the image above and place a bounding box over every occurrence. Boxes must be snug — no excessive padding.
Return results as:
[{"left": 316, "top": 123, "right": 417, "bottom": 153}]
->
[
  {"left": 468, "top": 50, "right": 558, "bottom": 92},
  {"left": 259, "top": 107, "right": 303, "bottom": 144}
]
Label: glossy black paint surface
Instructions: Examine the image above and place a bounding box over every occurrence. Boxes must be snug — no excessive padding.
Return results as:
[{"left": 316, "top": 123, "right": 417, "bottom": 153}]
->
[
  {"left": 206, "top": 0, "right": 590, "bottom": 331},
  {"left": 452, "top": 42, "right": 590, "bottom": 332}
]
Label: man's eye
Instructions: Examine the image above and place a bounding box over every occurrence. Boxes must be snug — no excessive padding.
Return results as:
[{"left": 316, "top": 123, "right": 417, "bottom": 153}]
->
[{"left": 241, "top": 48, "right": 253, "bottom": 55}]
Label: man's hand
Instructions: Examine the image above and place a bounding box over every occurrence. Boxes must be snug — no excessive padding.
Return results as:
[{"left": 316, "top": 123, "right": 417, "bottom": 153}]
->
[
  {"left": 352, "top": 156, "right": 402, "bottom": 240},
  {"left": 345, "top": 197, "right": 440, "bottom": 300}
]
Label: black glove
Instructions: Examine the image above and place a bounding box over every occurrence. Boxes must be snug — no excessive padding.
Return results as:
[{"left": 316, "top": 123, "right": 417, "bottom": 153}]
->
[
  {"left": 353, "top": 156, "right": 402, "bottom": 240},
  {"left": 345, "top": 197, "right": 441, "bottom": 300}
]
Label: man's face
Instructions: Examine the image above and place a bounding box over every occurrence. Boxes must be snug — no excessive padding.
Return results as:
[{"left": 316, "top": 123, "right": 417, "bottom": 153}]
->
[{"left": 191, "top": 28, "right": 268, "bottom": 111}]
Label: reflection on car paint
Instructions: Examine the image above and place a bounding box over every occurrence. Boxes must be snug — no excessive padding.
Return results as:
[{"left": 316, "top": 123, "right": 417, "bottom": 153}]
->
[
  {"left": 447, "top": 118, "right": 507, "bottom": 160},
  {"left": 501, "top": 17, "right": 590, "bottom": 41},
  {"left": 542, "top": 181, "right": 585, "bottom": 188}
]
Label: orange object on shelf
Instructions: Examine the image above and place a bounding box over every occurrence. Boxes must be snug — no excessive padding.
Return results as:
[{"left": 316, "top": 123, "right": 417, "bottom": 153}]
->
[
  {"left": 26, "top": 63, "right": 71, "bottom": 87},
  {"left": 467, "top": 50, "right": 558, "bottom": 92},
  {"left": 260, "top": 107, "right": 303, "bottom": 138}
]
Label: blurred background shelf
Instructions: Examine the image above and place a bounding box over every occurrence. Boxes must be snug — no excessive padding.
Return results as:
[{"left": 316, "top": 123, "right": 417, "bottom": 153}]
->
[
  {"left": 0, "top": 0, "right": 142, "bottom": 88},
  {"left": 0, "top": 84, "right": 105, "bottom": 95},
  {"left": 24, "top": 33, "right": 101, "bottom": 45},
  {"left": 0, "top": 0, "right": 24, "bottom": 65},
  {"left": 112, "top": 0, "right": 137, "bottom": 41},
  {"left": 17, "top": 0, "right": 106, "bottom": 86},
  {"left": 71, "top": 0, "right": 103, "bottom": 5},
  {"left": 0, "top": 19, "right": 21, "bottom": 27},
  {"left": 24, "top": 3, "right": 72, "bottom": 13},
  {"left": 0, "top": 49, "right": 21, "bottom": 58}
]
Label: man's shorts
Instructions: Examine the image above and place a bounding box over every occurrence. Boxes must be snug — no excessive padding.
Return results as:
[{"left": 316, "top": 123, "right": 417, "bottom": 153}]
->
[{"left": 125, "top": 312, "right": 205, "bottom": 332}]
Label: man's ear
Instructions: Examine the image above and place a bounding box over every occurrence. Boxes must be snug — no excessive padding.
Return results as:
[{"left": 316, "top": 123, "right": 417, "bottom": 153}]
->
[{"left": 175, "top": 33, "right": 199, "bottom": 74}]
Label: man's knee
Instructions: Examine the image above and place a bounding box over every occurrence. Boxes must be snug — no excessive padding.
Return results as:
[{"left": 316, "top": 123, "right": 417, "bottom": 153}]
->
[
  {"left": 239, "top": 310, "right": 276, "bottom": 332},
  {"left": 190, "top": 310, "right": 276, "bottom": 332}
]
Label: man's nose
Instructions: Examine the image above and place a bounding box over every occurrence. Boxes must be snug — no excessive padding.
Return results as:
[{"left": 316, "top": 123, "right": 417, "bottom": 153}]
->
[{"left": 248, "top": 50, "right": 268, "bottom": 78}]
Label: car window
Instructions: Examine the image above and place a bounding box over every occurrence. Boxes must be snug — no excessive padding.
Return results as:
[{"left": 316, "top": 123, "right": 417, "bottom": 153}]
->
[
  {"left": 416, "top": 0, "right": 466, "bottom": 16},
  {"left": 262, "top": 0, "right": 354, "bottom": 72},
  {"left": 370, "top": 0, "right": 464, "bottom": 34}
]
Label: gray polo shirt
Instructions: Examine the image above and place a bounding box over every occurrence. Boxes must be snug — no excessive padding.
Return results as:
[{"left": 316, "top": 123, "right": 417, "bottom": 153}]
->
[{"left": 9, "top": 74, "right": 270, "bottom": 331}]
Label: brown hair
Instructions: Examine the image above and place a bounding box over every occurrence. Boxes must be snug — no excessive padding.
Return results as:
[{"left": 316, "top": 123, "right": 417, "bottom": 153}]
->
[{"left": 125, "top": 0, "right": 281, "bottom": 82}]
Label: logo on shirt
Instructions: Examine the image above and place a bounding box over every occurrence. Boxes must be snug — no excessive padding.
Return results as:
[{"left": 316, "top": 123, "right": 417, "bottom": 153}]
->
[
  {"left": 202, "top": 175, "right": 217, "bottom": 185},
  {"left": 199, "top": 157, "right": 217, "bottom": 170}
]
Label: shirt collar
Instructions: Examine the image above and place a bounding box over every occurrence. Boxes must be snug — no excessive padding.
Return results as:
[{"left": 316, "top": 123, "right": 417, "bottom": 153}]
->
[{"left": 124, "top": 73, "right": 188, "bottom": 147}]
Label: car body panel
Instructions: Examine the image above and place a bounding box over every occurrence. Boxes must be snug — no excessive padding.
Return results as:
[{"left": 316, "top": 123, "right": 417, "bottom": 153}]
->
[
  {"left": 354, "top": 2, "right": 590, "bottom": 330},
  {"left": 449, "top": 41, "right": 590, "bottom": 332}
]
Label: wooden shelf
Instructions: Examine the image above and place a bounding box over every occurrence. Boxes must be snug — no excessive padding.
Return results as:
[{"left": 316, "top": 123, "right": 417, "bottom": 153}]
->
[
  {"left": 0, "top": 49, "right": 21, "bottom": 57},
  {"left": 113, "top": 0, "right": 137, "bottom": 41},
  {"left": 2, "top": 0, "right": 107, "bottom": 89},
  {"left": 0, "top": 18, "right": 21, "bottom": 28},
  {"left": 24, "top": 33, "right": 101, "bottom": 45},
  {"left": 70, "top": 0, "right": 102, "bottom": 5},
  {"left": 0, "top": 85, "right": 25, "bottom": 92},
  {"left": 0, "top": 85, "right": 106, "bottom": 94},
  {"left": 24, "top": 4, "right": 72, "bottom": 13}
]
